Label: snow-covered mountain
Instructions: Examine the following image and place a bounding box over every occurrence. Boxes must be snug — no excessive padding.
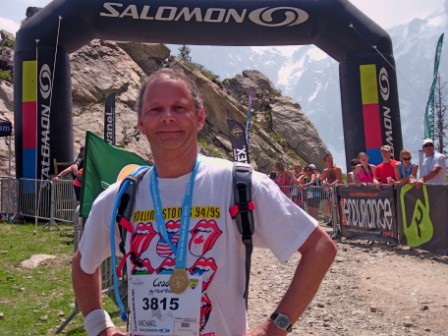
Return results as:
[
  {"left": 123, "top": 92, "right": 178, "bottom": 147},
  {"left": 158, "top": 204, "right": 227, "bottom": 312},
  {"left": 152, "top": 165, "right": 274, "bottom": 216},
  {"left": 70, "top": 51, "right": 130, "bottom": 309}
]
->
[{"left": 171, "top": 1, "right": 448, "bottom": 169}]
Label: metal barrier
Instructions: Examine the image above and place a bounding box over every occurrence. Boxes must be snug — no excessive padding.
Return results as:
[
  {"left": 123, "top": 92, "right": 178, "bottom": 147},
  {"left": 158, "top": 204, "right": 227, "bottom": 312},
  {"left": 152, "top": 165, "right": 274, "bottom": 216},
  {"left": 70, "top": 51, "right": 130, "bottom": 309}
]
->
[
  {"left": 52, "top": 180, "right": 78, "bottom": 223},
  {"left": 16, "top": 178, "right": 78, "bottom": 227},
  {"left": 0, "top": 177, "right": 17, "bottom": 220},
  {"left": 17, "top": 178, "right": 54, "bottom": 221},
  {"left": 279, "top": 185, "right": 334, "bottom": 225}
]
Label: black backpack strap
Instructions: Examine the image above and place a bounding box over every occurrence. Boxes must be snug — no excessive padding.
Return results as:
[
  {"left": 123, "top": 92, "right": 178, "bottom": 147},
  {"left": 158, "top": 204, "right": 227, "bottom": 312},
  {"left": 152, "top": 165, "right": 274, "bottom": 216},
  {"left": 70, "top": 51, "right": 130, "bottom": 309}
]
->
[
  {"left": 115, "top": 167, "right": 151, "bottom": 266},
  {"left": 229, "top": 162, "right": 255, "bottom": 307}
]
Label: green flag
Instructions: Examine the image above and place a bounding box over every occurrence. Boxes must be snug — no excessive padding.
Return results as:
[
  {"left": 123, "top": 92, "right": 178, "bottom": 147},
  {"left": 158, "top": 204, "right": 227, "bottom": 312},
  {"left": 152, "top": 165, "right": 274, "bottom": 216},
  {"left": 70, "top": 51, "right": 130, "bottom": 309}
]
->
[
  {"left": 424, "top": 33, "right": 444, "bottom": 139},
  {"left": 79, "top": 131, "right": 149, "bottom": 218}
]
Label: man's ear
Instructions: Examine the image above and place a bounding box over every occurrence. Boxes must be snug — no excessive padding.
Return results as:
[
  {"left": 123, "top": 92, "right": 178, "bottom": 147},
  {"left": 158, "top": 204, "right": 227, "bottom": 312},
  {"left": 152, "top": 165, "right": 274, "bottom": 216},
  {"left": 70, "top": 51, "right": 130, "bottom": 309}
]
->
[{"left": 197, "top": 107, "right": 206, "bottom": 131}]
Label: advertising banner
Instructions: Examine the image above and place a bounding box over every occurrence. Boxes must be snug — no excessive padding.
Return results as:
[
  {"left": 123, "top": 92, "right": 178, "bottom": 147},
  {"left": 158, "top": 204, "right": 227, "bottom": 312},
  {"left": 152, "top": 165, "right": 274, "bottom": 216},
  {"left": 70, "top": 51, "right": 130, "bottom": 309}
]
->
[
  {"left": 104, "top": 93, "right": 116, "bottom": 145},
  {"left": 226, "top": 119, "right": 249, "bottom": 163},
  {"left": 397, "top": 184, "right": 448, "bottom": 255},
  {"left": 337, "top": 185, "right": 398, "bottom": 242},
  {"left": 0, "top": 120, "right": 12, "bottom": 137}
]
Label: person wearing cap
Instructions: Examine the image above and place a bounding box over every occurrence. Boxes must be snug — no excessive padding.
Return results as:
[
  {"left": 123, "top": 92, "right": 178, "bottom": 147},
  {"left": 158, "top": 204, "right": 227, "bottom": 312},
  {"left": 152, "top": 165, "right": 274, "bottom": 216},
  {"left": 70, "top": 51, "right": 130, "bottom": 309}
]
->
[
  {"left": 374, "top": 145, "right": 399, "bottom": 184},
  {"left": 308, "top": 163, "right": 319, "bottom": 178},
  {"left": 416, "top": 139, "right": 447, "bottom": 186}
]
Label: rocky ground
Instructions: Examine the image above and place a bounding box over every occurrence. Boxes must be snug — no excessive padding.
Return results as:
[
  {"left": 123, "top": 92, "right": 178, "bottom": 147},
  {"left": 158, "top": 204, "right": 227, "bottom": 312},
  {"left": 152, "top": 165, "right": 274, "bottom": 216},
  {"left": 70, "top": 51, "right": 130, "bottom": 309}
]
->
[{"left": 247, "top": 227, "right": 448, "bottom": 336}]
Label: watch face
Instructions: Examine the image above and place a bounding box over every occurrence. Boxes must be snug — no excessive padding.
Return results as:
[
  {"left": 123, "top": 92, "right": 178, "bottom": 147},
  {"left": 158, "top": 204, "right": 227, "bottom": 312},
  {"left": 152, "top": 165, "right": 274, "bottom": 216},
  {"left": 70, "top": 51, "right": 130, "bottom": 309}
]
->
[{"left": 276, "top": 315, "right": 289, "bottom": 328}]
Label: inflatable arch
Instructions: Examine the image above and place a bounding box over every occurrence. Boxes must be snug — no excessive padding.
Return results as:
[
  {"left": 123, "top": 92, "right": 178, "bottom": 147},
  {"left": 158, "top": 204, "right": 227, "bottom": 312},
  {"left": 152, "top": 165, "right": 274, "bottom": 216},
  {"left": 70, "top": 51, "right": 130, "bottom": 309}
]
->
[{"left": 14, "top": 0, "right": 403, "bottom": 179}]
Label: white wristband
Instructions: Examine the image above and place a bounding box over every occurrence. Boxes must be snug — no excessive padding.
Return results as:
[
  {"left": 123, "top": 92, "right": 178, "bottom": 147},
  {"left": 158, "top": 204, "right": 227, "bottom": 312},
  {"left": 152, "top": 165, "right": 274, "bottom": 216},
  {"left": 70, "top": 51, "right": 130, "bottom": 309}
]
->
[{"left": 84, "top": 309, "right": 115, "bottom": 336}]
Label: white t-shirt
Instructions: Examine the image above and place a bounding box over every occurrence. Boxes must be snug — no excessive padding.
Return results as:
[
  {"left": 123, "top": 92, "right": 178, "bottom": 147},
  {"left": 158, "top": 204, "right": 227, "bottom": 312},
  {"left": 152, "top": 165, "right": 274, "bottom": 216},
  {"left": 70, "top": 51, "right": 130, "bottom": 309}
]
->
[
  {"left": 79, "top": 156, "right": 317, "bottom": 335},
  {"left": 422, "top": 152, "right": 447, "bottom": 185}
]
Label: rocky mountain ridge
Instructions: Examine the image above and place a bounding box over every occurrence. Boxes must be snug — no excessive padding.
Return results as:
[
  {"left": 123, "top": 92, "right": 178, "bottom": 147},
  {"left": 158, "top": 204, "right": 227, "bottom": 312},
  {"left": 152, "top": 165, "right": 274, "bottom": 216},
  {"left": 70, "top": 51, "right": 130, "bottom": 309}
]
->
[{"left": 0, "top": 30, "right": 328, "bottom": 177}]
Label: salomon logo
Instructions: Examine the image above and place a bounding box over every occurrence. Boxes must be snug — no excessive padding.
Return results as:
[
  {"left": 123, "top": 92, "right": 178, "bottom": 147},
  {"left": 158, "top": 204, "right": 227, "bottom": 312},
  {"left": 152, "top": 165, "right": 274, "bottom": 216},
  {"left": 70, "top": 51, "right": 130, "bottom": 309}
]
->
[
  {"left": 248, "top": 7, "right": 309, "bottom": 27},
  {"left": 100, "top": 3, "right": 309, "bottom": 27},
  {"left": 378, "top": 67, "right": 390, "bottom": 101},
  {"left": 39, "top": 64, "right": 52, "bottom": 99}
]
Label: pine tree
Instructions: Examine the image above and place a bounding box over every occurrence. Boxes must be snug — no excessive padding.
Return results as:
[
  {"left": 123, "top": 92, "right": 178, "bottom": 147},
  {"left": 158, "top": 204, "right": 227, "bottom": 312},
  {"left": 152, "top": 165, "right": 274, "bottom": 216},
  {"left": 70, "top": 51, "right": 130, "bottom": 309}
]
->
[{"left": 178, "top": 45, "right": 192, "bottom": 62}]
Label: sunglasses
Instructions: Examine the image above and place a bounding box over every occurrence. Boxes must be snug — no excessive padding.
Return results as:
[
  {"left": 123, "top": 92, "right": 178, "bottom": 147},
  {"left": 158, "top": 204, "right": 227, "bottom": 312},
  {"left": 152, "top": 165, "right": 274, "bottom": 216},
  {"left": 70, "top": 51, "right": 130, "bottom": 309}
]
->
[
  {"left": 423, "top": 144, "right": 434, "bottom": 148},
  {"left": 402, "top": 157, "right": 411, "bottom": 161},
  {"left": 304, "top": 169, "right": 312, "bottom": 172}
]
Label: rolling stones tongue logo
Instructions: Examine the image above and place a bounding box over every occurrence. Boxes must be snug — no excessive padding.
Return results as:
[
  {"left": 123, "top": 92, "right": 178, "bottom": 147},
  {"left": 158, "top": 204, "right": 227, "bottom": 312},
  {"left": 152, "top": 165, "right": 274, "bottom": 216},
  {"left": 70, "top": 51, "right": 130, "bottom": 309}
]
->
[
  {"left": 189, "top": 257, "right": 217, "bottom": 291},
  {"left": 132, "top": 258, "right": 154, "bottom": 275},
  {"left": 156, "top": 220, "right": 180, "bottom": 257},
  {"left": 200, "top": 294, "right": 212, "bottom": 331},
  {"left": 130, "top": 222, "right": 157, "bottom": 258},
  {"left": 156, "top": 257, "right": 176, "bottom": 274},
  {"left": 189, "top": 220, "right": 222, "bottom": 256}
]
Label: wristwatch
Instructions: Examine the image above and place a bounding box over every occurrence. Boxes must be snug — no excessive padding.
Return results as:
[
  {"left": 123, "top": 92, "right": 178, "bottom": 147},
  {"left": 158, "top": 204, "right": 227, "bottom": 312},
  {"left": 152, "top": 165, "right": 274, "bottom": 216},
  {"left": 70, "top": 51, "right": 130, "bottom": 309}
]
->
[{"left": 270, "top": 312, "right": 293, "bottom": 333}]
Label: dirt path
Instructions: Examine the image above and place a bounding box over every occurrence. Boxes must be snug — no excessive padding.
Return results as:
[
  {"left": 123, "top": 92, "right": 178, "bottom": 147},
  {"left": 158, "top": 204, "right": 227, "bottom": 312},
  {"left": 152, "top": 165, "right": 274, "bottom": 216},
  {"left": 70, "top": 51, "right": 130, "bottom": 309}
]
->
[{"left": 247, "top": 231, "right": 448, "bottom": 335}]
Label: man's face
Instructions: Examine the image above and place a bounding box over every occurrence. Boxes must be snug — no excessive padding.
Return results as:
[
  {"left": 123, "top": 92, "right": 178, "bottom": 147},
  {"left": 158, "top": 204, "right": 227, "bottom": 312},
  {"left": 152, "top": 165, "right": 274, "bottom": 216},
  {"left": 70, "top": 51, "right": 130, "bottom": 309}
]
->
[
  {"left": 138, "top": 76, "right": 205, "bottom": 154},
  {"left": 325, "top": 156, "right": 333, "bottom": 167},
  {"left": 423, "top": 143, "right": 435, "bottom": 156},
  {"left": 381, "top": 150, "right": 391, "bottom": 162}
]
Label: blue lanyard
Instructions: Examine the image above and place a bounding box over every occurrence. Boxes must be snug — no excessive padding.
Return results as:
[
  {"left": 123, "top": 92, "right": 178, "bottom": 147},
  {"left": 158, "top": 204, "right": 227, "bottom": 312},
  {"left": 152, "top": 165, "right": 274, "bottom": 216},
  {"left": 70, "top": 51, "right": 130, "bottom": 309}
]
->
[{"left": 150, "top": 158, "right": 200, "bottom": 270}]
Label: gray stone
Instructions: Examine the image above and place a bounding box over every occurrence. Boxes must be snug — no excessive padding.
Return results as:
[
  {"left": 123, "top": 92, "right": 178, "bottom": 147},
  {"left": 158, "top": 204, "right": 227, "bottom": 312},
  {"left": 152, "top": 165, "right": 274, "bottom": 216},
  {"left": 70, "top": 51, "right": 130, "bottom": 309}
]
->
[
  {"left": 0, "top": 30, "right": 15, "bottom": 43},
  {"left": 20, "top": 254, "right": 56, "bottom": 269},
  {"left": 117, "top": 42, "right": 170, "bottom": 75}
]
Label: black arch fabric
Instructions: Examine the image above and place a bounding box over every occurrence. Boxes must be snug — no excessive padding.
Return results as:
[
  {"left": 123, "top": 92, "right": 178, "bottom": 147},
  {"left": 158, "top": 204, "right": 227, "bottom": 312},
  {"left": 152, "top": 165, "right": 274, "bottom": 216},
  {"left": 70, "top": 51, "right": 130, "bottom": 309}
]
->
[{"left": 14, "top": 0, "right": 403, "bottom": 179}]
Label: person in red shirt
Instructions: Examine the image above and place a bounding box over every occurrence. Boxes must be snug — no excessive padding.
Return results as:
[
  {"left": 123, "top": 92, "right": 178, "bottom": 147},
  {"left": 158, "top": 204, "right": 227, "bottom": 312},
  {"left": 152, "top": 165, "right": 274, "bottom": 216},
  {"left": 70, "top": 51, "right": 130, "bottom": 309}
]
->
[{"left": 374, "top": 145, "right": 399, "bottom": 184}]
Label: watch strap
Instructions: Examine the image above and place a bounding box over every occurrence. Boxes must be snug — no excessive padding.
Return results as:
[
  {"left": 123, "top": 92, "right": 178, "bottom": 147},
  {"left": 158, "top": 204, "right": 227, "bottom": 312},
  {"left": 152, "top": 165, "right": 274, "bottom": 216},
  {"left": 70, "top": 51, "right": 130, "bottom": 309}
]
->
[{"left": 270, "top": 312, "right": 293, "bottom": 333}]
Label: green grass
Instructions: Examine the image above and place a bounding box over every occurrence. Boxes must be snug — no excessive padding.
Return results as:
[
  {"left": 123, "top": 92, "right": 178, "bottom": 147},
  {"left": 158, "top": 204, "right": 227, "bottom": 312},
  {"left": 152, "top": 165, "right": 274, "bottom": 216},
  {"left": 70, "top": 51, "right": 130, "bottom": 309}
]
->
[{"left": 0, "top": 223, "right": 124, "bottom": 335}]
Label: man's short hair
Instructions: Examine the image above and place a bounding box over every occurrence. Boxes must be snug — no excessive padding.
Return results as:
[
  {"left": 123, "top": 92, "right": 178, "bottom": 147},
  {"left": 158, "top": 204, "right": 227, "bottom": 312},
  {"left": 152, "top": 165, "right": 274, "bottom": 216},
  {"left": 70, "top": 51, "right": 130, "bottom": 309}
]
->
[
  {"left": 380, "top": 145, "right": 392, "bottom": 152},
  {"left": 323, "top": 153, "right": 332, "bottom": 161},
  {"left": 136, "top": 68, "right": 203, "bottom": 115}
]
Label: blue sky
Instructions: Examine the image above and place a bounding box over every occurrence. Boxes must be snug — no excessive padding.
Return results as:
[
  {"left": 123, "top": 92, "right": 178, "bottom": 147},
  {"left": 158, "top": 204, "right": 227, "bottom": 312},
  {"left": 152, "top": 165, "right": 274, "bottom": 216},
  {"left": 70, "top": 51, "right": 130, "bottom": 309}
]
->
[{"left": 0, "top": 0, "right": 445, "bottom": 34}]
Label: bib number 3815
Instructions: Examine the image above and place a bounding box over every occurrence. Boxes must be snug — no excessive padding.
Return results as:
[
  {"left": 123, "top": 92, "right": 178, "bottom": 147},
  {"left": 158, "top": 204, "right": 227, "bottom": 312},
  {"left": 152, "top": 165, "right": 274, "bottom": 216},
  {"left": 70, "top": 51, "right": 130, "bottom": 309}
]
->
[
  {"left": 129, "top": 274, "right": 202, "bottom": 336},
  {"left": 142, "top": 297, "right": 179, "bottom": 311}
]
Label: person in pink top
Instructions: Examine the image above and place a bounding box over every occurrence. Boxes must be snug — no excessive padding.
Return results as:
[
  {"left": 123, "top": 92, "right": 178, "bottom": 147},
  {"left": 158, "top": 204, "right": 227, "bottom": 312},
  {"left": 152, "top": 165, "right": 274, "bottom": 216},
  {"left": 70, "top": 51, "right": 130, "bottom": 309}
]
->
[
  {"left": 354, "top": 152, "right": 380, "bottom": 188},
  {"left": 273, "top": 160, "right": 291, "bottom": 196},
  {"left": 374, "top": 145, "right": 399, "bottom": 184}
]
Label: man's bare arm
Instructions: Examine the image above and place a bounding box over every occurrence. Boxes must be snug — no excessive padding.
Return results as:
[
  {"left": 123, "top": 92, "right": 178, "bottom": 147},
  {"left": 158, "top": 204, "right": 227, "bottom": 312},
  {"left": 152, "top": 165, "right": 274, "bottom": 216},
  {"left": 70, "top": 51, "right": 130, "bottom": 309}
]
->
[
  {"left": 72, "top": 251, "right": 125, "bottom": 335},
  {"left": 246, "top": 226, "right": 337, "bottom": 335},
  {"left": 335, "top": 167, "right": 343, "bottom": 184}
]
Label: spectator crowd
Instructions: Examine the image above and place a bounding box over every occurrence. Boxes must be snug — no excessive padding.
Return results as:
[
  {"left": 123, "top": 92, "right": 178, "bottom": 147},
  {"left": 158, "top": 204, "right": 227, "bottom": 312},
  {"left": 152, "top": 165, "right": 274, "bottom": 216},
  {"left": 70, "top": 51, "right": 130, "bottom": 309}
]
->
[{"left": 270, "top": 139, "right": 447, "bottom": 219}]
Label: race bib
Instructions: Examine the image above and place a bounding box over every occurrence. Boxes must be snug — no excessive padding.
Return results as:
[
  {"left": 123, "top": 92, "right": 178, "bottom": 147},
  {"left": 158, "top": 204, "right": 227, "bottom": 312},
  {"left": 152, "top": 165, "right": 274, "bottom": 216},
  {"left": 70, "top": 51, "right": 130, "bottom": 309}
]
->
[{"left": 129, "top": 274, "right": 202, "bottom": 335}]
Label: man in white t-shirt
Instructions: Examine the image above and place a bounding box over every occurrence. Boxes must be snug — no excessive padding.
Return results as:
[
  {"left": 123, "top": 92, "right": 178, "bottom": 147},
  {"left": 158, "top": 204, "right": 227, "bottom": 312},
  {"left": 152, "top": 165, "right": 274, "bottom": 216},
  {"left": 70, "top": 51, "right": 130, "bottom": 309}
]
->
[
  {"left": 71, "top": 68, "right": 337, "bottom": 336},
  {"left": 416, "top": 138, "right": 447, "bottom": 186}
]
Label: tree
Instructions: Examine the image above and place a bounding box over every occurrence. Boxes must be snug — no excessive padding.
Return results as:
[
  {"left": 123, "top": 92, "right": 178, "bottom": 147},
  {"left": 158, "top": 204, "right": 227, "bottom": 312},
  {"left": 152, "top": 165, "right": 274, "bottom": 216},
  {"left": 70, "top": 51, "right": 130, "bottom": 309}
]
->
[
  {"left": 178, "top": 45, "right": 192, "bottom": 62},
  {"left": 434, "top": 75, "right": 448, "bottom": 154}
]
